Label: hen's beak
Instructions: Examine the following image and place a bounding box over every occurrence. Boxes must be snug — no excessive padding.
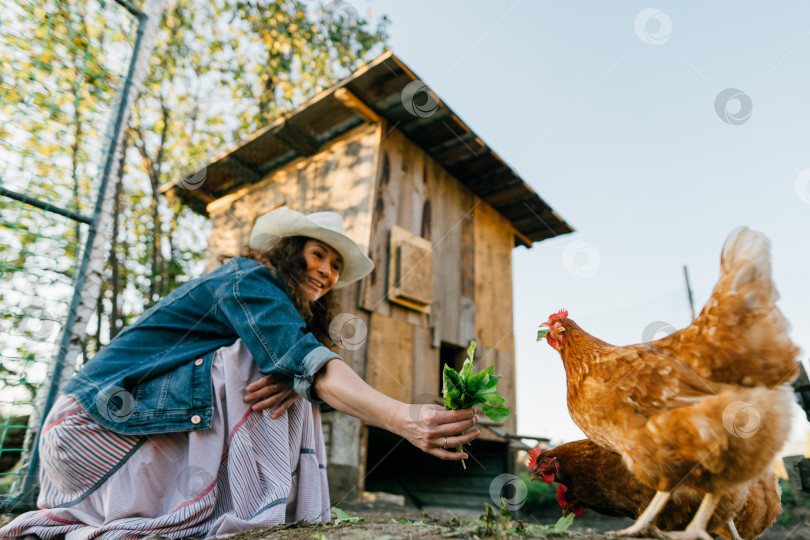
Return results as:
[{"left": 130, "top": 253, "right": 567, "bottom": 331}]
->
[{"left": 530, "top": 469, "right": 539, "bottom": 481}]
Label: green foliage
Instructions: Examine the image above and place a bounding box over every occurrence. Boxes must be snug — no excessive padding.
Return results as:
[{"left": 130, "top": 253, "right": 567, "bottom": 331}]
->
[
  {"left": 0, "top": 1, "right": 389, "bottom": 484},
  {"left": 83, "top": 0, "right": 389, "bottom": 356},
  {"left": 442, "top": 340, "right": 511, "bottom": 468},
  {"left": 777, "top": 477, "right": 810, "bottom": 526},
  {"left": 389, "top": 518, "right": 426, "bottom": 526},
  {"left": 521, "top": 514, "right": 574, "bottom": 537},
  {"left": 442, "top": 340, "right": 511, "bottom": 422},
  {"left": 330, "top": 506, "right": 363, "bottom": 524},
  {"left": 1, "top": 0, "right": 128, "bottom": 423},
  {"left": 536, "top": 328, "right": 549, "bottom": 341}
]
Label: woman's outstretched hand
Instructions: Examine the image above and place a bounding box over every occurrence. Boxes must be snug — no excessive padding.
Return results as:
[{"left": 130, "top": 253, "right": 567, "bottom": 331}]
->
[
  {"left": 312, "top": 359, "right": 481, "bottom": 460},
  {"left": 394, "top": 403, "right": 480, "bottom": 461},
  {"left": 245, "top": 374, "right": 300, "bottom": 418}
]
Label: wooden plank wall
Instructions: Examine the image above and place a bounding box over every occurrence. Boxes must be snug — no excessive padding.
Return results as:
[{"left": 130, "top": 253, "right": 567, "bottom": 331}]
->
[
  {"left": 361, "top": 123, "right": 439, "bottom": 404},
  {"left": 360, "top": 126, "right": 516, "bottom": 428},
  {"left": 204, "top": 123, "right": 379, "bottom": 271},
  {"left": 472, "top": 202, "right": 517, "bottom": 434}
]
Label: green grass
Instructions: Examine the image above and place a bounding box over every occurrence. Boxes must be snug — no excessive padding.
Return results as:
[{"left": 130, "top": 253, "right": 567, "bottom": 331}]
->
[{"left": 0, "top": 473, "right": 19, "bottom": 495}]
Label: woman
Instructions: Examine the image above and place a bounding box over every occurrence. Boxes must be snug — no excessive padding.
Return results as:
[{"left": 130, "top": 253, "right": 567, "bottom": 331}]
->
[{"left": 1, "top": 208, "right": 480, "bottom": 539}]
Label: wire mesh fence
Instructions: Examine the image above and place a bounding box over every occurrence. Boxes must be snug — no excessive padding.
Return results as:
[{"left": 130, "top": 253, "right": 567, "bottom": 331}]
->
[{"left": 0, "top": 0, "right": 143, "bottom": 501}]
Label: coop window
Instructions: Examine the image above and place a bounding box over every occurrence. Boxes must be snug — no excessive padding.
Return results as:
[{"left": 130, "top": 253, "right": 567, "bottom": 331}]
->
[
  {"left": 438, "top": 342, "right": 466, "bottom": 395},
  {"left": 387, "top": 225, "right": 433, "bottom": 313}
]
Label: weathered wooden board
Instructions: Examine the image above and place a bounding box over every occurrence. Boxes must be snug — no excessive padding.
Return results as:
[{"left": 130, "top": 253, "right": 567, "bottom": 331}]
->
[
  {"left": 358, "top": 122, "right": 396, "bottom": 317},
  {"left": 205, "top": 123, "right": 378, "bottom": 271},
  {"left": 473, "top": 200, "right": 515, "bottom": 356},
  {"left": 366, "top": 311, "right": 413, "bottom": 404},
  {"left": 429, "top": 158, "right": 475, "bottom": 348},
  {"left": 412, "top": 324, "right": 440, "bottom": 400},
  {"left": 332, "top": 282, "right": 371, "bottom": 376},
  {"left": 359, "top": 127, "right": 432, "bottom": 327}
]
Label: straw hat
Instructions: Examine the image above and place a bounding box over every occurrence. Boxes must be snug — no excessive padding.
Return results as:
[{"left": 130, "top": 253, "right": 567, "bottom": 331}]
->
[{"left": 249, "top": 207, "right": 374, "bottom": 288}]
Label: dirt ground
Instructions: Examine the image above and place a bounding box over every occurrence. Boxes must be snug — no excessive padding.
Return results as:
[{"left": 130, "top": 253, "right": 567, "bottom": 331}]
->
[
  {"left": 217, "top": 502, "right": 810, "bottom": 540},
  {"left": 3, "top": 502, "right": 809, "bottom": 539}
]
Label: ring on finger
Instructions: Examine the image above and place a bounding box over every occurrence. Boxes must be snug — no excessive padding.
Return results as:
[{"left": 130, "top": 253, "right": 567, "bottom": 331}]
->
[{"left": 443, "top": 435, "right": 448, "bottom": 449}]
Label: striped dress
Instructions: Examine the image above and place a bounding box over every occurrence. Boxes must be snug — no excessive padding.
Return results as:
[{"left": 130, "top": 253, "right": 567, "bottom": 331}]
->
[{"left": 0, "top": 339, "right": 331, "bottom": 539}]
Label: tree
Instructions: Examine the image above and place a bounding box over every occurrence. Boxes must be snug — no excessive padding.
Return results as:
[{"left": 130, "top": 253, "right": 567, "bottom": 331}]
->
[
  {"left": 0, "top": 0, "right": 126, "bottom": 408},
  {"left": 86, "top": 0, "right": 388, "bottom": 353}
]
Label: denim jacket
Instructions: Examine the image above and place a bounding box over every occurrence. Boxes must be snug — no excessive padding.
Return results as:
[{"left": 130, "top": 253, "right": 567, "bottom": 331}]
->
[{"left": 61, "top": 257, "right": 341, "bottom": 435}]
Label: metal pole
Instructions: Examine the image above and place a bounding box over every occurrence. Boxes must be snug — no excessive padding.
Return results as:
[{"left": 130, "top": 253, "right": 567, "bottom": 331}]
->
[
  {"left": 683, "top": 264, "right": 695, "bottom": 321},
  {"left": 14, "top": 4, "right": 150, "bottom": 508},
  {"left": 0, "top": 187, "right": 93, "bottom": 225}
]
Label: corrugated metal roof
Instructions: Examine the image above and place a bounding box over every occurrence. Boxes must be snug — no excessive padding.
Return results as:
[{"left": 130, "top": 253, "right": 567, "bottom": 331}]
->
[{"left": 164, "top": 51, "right": 573, "bottom": 245}]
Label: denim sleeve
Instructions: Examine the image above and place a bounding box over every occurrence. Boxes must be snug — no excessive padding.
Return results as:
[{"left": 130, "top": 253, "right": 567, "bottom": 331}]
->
[{"left": 216, "top": 266, "right": 341, "bottom": 403}]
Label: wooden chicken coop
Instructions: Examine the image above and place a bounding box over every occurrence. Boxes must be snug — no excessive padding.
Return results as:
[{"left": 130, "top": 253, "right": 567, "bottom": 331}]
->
[{"left": 167, "top": 51, "right": 573, "bottom": 507}]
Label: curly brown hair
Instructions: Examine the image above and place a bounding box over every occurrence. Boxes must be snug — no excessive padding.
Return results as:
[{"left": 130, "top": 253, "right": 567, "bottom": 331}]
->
[{"left": 220, "top": 237, "right": 337, "bottom": 348}]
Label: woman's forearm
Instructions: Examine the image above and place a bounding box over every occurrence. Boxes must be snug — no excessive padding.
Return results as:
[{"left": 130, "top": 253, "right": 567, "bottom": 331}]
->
[
  {"left": 312, "top": 358, "right": 405, "bottom": 433},
  {"left": 312, "top": 358, "right": 480, "bottom": 460}
]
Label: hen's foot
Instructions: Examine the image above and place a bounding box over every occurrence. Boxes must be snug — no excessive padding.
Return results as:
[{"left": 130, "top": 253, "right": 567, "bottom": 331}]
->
[
  {"left": 664, "top": 529, "right": 714, "bottom": 540},
  {"left": 606, "top": 524, "right": 665, "bottom": 538}
]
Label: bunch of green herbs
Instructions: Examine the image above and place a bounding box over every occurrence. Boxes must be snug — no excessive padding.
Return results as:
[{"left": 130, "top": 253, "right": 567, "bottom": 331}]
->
[{"left": 442, "top": 340, "right": 511, "bottom": 468}]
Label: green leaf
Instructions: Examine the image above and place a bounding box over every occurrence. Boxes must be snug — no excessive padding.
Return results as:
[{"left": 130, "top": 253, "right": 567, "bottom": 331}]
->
[
  {"left": 331, "top": 507, "right": 363, "bottom": 524},
  {"left": 442, "top": 364, "right": 465, "bottom": 407},
  {"left": 467, "top": 340, "right": 477, "bottom": 361},
  {"left": 550, "top": 513, "right": 574, "bottom": 531},
  {"left": 474, "top": 384, "right": 507, "bottom": 405},
  {"left": 464, "top": 365, "right": 493, "bottom": 394},
  {"left": 537, "top": 328, "right": 549, "bottom": 341},
  {"left": 459, "top": 357, "right": 474, "bottom": 379},
  {"left": 481, "top": 403, "right": 511, "bottom": 422}
]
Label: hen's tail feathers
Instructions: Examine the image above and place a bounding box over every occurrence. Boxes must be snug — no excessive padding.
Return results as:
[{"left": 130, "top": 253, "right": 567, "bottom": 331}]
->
[
  {"left": 717, "top": 227, "right": 800, "bottom": 386},
  {"left": 658, "top": 227, "right": 800, "bottom": 387},
  {"left": 721, "top": 226, "right": 773, "bottom": 293}
]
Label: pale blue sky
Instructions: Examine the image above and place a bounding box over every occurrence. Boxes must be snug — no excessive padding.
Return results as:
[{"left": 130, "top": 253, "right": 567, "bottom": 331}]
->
[{"left": 355, "top": 1, "right": 810, "bottom": 446}]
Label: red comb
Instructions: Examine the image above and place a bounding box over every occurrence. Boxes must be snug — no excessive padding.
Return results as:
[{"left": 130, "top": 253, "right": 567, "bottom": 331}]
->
[
  {"left": 527, "top": 448, "right": 542, "bottom": 469},
  {"left": 549, "top": 309, "right": 568, "bottom": 320}
]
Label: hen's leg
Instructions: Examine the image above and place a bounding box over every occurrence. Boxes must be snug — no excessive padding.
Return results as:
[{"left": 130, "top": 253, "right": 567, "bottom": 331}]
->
[
  {"left": 727, "top": 520, "right": 743, "bottom": 540},
  {"left": 666, "top": 492, "right": 722, "bottom": 540},
  {"left": 607, "top": 490, "right": 669, "bottom": 538}
]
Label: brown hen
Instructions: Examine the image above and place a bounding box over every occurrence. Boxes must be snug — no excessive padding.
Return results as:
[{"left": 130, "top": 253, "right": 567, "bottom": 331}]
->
[
  {"left": 537, "top": 227, "right": 799, "bottom": 539},
  {"left": 528, "top": 439, "right": 781, "bottom": 539}
]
